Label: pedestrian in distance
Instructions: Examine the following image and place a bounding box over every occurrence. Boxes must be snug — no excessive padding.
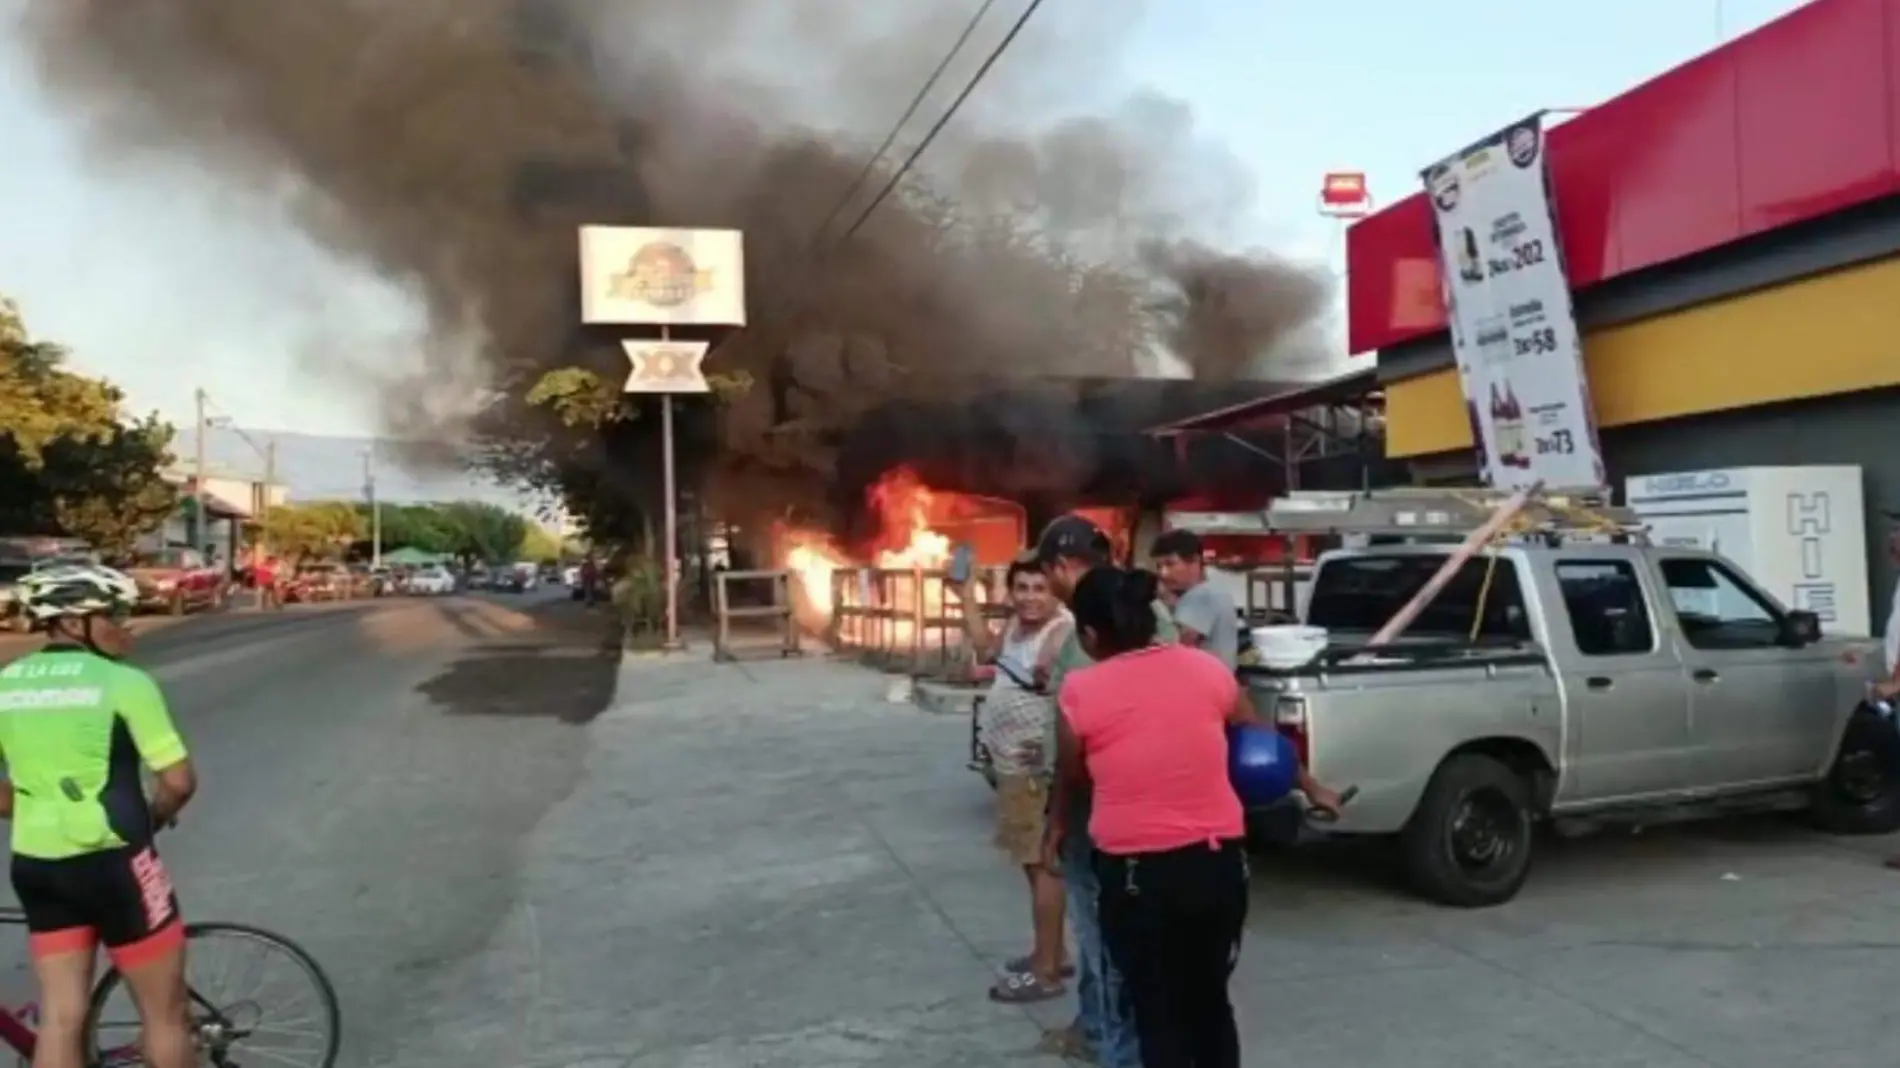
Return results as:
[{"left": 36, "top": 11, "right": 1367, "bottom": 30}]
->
[{"left": 952, "top": 554, "right": 1074, "bottom": 1004}]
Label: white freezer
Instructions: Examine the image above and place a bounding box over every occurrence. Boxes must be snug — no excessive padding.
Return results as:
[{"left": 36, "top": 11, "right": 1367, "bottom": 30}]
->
[{"left": 1625, "top": 465, "right": 1871, "bottom": 635}]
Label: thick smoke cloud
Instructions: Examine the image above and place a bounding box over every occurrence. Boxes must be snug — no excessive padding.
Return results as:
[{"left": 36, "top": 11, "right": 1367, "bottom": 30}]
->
[{"left": 16, "top": 0, "right": 1334, "bottom": 530}]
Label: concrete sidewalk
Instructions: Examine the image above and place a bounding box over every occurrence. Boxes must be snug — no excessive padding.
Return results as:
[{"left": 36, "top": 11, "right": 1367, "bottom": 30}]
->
[{"left": 381, "top": 652, "right": 1900, "bottom": 1068}]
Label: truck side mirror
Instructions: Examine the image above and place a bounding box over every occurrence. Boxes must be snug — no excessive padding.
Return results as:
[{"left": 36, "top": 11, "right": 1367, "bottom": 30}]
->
[{"left": 1780, "top": 609, "right": 1822, "bottom": 647}]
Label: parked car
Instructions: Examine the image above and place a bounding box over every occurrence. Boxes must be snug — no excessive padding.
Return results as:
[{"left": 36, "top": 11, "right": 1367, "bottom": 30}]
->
[
  {"left": 124, "top": 547, "right": 226, "bottom": 616},
  {"left": 1248, "top": 538, "right": 1894, "bottom": 909},
  {"left": 409, "top": 566, "right": 456, "bottom": 596},
  {"left": 491, "top": 569, "right": 527, "bottom": 594},
  {"left": 288, "top": 562, "right": 349, "bottom": 603}
]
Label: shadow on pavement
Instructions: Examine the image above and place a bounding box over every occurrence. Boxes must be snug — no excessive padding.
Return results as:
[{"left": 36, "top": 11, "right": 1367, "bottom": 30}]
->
[{"left": 414, "top": 599, "right": 623, "bottom": 724}]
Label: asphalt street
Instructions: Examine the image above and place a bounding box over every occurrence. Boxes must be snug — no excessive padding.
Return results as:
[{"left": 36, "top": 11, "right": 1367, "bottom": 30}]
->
[
  {"left": 0, "top": 589, "right": 614, "bottom": 1068},
  {"left": 0, "top": 603, "right": 1895, "bottom": 1067}
]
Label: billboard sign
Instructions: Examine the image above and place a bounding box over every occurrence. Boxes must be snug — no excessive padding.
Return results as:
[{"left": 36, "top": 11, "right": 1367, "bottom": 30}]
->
[
  {"left": 579, "top": 226, "right": 746, "bottom": 326},
  {"left": 1420, "top": 114, "right": 1604, "bottom": 490}
]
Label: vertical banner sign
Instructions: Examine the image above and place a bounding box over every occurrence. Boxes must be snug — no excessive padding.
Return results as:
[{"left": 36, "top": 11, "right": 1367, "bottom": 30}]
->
[{"left": 1420, "top": 114, "right": 1604, "bottom": 490}]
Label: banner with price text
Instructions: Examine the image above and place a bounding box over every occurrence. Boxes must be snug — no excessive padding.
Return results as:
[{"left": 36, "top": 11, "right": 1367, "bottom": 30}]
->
[{"left": 1421, "top": 113, "right": 1605, "bottom": 491}]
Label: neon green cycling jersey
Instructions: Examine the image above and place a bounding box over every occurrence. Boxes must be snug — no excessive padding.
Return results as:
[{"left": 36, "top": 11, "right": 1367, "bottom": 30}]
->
[{"left": 0, "top": 645, "right": 188, "bottom": 860}]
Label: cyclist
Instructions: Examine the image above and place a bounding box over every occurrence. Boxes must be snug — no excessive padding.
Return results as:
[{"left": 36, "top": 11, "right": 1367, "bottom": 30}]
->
[{"left": 0, "top": 565, "right": 197, "bottom": 1068}]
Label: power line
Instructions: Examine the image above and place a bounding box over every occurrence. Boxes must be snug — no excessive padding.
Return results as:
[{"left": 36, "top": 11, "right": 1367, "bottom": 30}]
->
[
  {"left": 830, "top": 0, "right": 1050, "bottom": 244},
  {"left": 805, "top": 0, "right": 1005, "bottom": 249}
]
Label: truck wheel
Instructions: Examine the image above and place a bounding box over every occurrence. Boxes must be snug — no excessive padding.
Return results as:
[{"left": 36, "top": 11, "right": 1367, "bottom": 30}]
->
[
  {"left": 1400, "top": 754, "right": 1535, "bottom": 908},
  {"left": 1807, "top": 708, "right": 1900, "bottom": 835}
]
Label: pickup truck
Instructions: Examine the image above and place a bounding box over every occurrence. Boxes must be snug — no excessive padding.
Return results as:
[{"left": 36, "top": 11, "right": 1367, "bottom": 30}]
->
[
  {"left": 123, "top": 547, "right": 226, "bottom": 616},
  {"left": 1248, "top": 541, "right": 1897, "bottom": 908}
]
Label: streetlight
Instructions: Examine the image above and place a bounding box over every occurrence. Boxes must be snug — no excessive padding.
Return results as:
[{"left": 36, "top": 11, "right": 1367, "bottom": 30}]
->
[{"left": 361, "top": 445, "right": 382, "bottom": 568}]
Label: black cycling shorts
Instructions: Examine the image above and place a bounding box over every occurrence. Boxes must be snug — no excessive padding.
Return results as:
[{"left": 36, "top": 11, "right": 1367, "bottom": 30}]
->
[{"left": 12, "top": 845, "right": 185, "bottom": 966}]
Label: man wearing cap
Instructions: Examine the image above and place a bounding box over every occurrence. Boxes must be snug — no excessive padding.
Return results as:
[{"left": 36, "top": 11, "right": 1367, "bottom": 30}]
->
[{"left": 1030, "top": 514, "right": 1173, "bottom": 1068}]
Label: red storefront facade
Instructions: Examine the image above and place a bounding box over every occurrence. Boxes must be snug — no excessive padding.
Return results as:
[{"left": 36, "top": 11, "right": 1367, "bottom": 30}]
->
[{"left": 1347, "top": 0, "right": 1900, "bottom": 356}]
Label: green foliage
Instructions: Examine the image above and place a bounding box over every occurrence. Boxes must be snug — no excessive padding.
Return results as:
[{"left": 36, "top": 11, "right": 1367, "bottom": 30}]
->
[
  {"left": 612, "top": 554, "right": 666, "bottom": 638},
  {"left": 259, "top": 501, "right": 364, "bottom": 562},
  {"left": 266, "top": 498, "right": 534, "bottom": 566},
  {"left": 519, "top": 522, "right": 563, "bottom": 563},
  {"left": 434, "top": 500, "right": 528, "bottom": 564},
  {"left": 364, "top": 503, "right": 459, "bottom": 555},
  {"left": 0, "top": 298, "right": 179, "bottom": 553}
]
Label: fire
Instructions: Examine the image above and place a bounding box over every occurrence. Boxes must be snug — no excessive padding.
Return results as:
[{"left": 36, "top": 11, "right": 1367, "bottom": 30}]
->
[{"left": 778, "top": 467, "right": 991, "bottom": 652}]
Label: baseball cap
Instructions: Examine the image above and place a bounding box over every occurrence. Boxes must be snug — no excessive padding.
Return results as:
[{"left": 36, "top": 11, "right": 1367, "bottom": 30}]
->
[{"left": 1033, "top": 514, "right": 1112, "bottom": 567}]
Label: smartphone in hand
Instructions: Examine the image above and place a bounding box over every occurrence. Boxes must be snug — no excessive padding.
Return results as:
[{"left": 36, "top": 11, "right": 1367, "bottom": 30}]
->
[{"left": 947, "top": 543, "right": 975, "bottom": 586}]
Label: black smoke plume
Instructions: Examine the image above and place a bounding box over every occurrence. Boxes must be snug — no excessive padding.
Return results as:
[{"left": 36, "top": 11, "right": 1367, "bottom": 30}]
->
[{"left": 15, "top": 0, "right": 1334, "bottom": 535}]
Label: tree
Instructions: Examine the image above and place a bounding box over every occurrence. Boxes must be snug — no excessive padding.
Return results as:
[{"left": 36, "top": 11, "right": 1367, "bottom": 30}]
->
[
  {"left": 258, "top": 501, "right": 363, "bottom": 562},
  {"left": 435, "top": 501, "right": 527, "bottom": 565},
  {"left": 0, "top": 298, "right": 179, "bottom": 554},
  {"left": 519, "top": 522, "right": 563, "bottom": 564},
  {"left": 365, "top": 503, "right": 459, "bottom": 555}
]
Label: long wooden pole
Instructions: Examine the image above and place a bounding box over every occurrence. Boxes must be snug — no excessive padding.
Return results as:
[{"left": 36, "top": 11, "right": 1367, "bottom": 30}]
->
[{"left": 1364, "top": 483, "right": 1540, "bottom": 648}]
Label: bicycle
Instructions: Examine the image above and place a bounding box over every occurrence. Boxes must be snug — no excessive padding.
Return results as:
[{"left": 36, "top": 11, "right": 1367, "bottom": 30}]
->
[{"left": 0, "top": 911, "right": 341, "bottom": 1067}]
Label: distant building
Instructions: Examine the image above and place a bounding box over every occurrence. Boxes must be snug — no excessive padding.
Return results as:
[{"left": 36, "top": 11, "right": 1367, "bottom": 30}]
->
[{"left": 144, "top": 464, "right": 289, "bottom": 568}]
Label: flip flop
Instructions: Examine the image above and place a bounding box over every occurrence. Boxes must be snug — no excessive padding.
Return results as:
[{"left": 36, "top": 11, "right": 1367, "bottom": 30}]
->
[
  {"left": 988, "top": 968, "right": 1066, "bottom": 1004},
  {"left": 1005, "top": 954, "right": 1076, "bottom": 979}
]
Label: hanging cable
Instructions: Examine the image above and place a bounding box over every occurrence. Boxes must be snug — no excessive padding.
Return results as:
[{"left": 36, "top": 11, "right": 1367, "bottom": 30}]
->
[
  {"left": 830, "top": 0, "right": 1049, "bottom": 244},
  {"left": 804, "top": 0, "right": 1006, "bottom": 250}
]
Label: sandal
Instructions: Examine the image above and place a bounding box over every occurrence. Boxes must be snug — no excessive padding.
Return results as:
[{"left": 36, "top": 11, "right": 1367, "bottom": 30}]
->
[
  {"left": 1005, "top": 954, "right": 1076, "bottom": 979},
  {"left": 988, "top": 968, "right": 1066, "bottom": 1004}
]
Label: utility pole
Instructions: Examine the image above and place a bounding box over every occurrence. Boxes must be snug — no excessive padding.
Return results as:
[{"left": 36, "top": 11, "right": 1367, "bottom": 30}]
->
[
  {"left": 362, "top": 446, "right": 382, "bottom": 567},
  {"left": 193, "top": 388, "right": 209, "bottom": 556}
]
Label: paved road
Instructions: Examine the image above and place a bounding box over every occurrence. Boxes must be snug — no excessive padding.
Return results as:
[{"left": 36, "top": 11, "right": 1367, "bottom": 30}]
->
[
  {"left": 2, "top": 608, "right": 1896, "bottom": 1068},
  {"left": 0, "top": 590, "right": 613, "bottom": 1068}
]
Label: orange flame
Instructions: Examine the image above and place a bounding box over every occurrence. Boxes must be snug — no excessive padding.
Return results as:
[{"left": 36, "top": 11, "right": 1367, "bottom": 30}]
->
[{"left": 779, "top": 468, "right": 982, "bottom": 644}]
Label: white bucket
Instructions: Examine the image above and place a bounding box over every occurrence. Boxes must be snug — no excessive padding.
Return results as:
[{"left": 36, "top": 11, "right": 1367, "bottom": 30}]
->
[{"left": 1251, "top": 625, "right": 1329, "bottom": 670}]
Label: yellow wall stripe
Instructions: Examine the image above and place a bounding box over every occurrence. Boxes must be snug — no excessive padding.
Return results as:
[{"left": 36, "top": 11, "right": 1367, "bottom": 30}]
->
[{"left": 1386, "top": 253, "right": 1900, "bottom": 459}]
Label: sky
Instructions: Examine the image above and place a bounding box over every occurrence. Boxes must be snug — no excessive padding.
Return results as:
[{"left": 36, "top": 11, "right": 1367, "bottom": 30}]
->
[{"left": 0, "top": 0, "right": 1813, "bottom": 439}]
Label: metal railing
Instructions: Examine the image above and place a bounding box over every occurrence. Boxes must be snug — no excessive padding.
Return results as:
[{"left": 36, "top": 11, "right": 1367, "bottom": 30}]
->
[
  {"left": 712, "top": 568, "right": 802, "bottom": 662},
  {"left": 824, "top": 564, "right": 1009, "bottom": 677}
]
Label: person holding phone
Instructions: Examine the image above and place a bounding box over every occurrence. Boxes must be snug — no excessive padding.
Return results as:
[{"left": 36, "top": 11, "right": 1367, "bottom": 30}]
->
[{"left": 955, "top": 552, "right": 1073, "bottom": 1003}]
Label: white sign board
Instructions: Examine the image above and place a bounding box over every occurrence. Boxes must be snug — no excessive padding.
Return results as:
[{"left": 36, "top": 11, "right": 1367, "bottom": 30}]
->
[
  {"left": 1422, "top": 114, "right": 1604, "bottom": 490},
  {"left": 1624, "top": 465, "right": 1871, "bottom": 635},
  {"left": 579, "top": 226, "right": 746, "bottom": 326},
  {"left": 622, "top": 340, "right": 710, "bottom": 394}
]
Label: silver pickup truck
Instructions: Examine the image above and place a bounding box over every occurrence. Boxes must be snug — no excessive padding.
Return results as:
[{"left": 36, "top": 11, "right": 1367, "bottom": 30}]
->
[{"left": 1247, "top": 541, "right": 1898, "bottom": 908}]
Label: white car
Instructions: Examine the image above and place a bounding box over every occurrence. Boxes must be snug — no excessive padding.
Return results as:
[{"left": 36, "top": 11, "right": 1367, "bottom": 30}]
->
[
  {"left": 562, "top": 566, "right": 581, "bottom": 587},
  {"left": 409, "top": 566, "right": 456, "bottom": 596}
]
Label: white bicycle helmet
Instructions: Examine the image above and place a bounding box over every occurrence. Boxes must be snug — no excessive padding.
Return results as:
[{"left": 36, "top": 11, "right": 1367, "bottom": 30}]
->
[{"left": 15, "top": 564, "right": 141, "bottom": 622}]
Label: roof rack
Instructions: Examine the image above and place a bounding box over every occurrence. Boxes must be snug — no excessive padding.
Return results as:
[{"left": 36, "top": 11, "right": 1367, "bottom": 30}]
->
[{"left": 1262, "top": 488, "right": 1650, "bottom": 543}]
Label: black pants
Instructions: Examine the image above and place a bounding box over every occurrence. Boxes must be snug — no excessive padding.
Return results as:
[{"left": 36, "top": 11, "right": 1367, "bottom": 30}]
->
[{"left": 1095, "top": 839, "right": 1248, "bottom": 1068}]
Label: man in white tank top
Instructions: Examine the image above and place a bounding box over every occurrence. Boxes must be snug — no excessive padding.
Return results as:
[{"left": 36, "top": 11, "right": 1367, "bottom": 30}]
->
[{"left": 956, "top": 555, "right": 1073, "bottom": 1003}]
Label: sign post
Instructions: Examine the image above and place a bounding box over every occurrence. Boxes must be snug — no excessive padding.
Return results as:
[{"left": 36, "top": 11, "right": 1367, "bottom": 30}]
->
[
  {"left": 1420, "top": 114, "right": 1604, "bottom": 491},
  {"left": 580, "top": 226, "right": 745, "bottom": 651}
]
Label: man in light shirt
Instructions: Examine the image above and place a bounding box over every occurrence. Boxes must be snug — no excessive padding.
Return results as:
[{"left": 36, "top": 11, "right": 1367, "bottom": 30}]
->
[{"left": 1151, "top": 529, "right": 1240, "bottom": 669}]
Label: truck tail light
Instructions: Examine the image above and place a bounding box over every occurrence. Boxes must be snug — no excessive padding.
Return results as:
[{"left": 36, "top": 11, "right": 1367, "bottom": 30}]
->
[{"left": 1273, "top": 694, "right": 1310, "bottom": 767}]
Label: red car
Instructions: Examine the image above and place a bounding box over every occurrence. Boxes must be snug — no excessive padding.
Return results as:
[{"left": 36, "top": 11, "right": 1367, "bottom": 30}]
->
[{"left": 125, "top": 547, "right": 227, "bottom": 615}]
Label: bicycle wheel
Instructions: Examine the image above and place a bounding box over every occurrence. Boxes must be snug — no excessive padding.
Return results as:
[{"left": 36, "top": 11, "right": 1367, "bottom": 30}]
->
[{"left": 83, "top": 921, "right": 342, "bottom": 1068}]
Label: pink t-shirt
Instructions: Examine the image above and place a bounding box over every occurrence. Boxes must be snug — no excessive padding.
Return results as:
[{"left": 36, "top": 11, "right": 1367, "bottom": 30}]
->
[{"left": 1059, "top": 644, "right": 1244, "bottom": 855}]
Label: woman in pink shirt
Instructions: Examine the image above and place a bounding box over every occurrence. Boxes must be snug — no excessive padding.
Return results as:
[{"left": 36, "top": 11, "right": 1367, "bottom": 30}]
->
[{"left": 1049, "top": 567, "right": 1337, "bottom": 1068}]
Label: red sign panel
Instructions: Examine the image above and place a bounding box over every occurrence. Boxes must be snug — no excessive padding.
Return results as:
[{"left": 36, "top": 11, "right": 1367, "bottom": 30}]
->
[
  {"left": 1319, "top": 171, "right": 1372, "bottom": 217},
  {"left": 1346, "top": 0, "right": 1900, "bottom": 354}
]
